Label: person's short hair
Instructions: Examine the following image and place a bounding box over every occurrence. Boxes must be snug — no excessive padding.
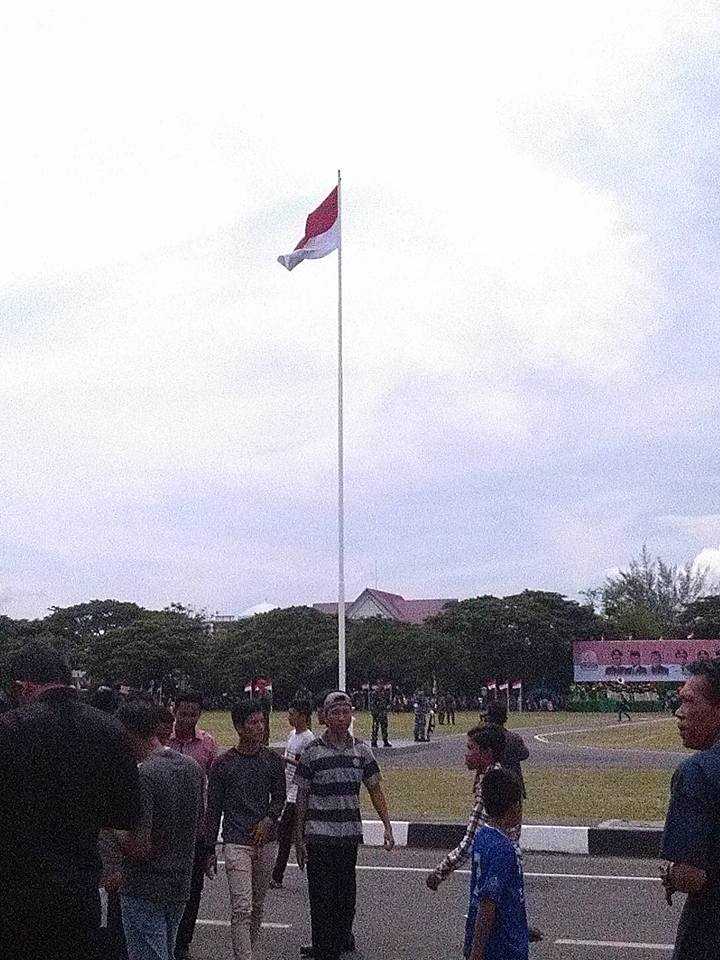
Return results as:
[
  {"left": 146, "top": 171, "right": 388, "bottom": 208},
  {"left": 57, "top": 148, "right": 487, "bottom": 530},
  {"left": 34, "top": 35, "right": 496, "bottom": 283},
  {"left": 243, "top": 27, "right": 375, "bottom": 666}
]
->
[
  {"left": 467, "top": 724, "right": 506, "bottom": 760},
  {"left": 486, "top": 702, "right": 508, "bottom": 725},
  {"left": 174, "top": 691, "right": 203, "bottom": 710},
  {"left": 611, "top": 648, "right": 622, "bottom": 658},
  {"left": 231, "top": 699, "right": 264, "bottom": 727},
  {"left": 630, "top": 650, "right": 641, "bottom": 658},
  {"left": 9, "top": 641, "right": 71, "bottom": 685},
  {"left": 686, "top": 659, "right": 720, "bottom": 702},
  {"left": 88, "top": 685, "right": 120, "bottom": 714},
  {"left": 323, "top": 691, "right": 352, "bottom": 713},
  {"left": 115, "top": 700, "right": 159, "bottom": 740},
  {"left": 650, "top": 650, "right": 662, "bottom": 659},
  {"left": 481, "top": 766, "right": 522, "bottom": 819},
  {"left": 290, "top": 698, "right": 313, "bottom": 722}
]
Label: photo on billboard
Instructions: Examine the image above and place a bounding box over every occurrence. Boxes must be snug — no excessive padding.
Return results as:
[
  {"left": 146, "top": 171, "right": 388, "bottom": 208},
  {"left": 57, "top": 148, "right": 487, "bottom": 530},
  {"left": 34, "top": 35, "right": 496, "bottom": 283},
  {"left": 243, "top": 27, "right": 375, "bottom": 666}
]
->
[{"left": 573, "top": 639, "right": 720, "bottom": 683}]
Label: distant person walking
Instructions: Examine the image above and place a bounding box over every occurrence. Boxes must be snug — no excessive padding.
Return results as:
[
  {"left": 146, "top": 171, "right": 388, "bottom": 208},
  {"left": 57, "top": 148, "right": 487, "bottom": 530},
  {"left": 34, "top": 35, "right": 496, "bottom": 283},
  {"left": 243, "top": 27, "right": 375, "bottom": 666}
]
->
[
  {"left": 486, "top": 702, "right": 530, "bottom": 797},
  {"left": 295, "top": 691, "right": 395, "bottom": 960},
  {"left": 0, "top": 642, "right": 142, "bottom": 960},
  {"left": 168, "top": 692, "right": 219, "bottom": 960},
  {"left": 205, "top": 700, "right": 285, "bottom": 960},
  {"left": 662, "top": 659, "right": 720, "bottom": 960},
  {"left": 445, "top": 694, "right": 456, "bottom": 725},
  {"left": 617, "top": 688, "right": 632, "bottom": 723},
  {"left": 270, "top": 699, "right": 315, "bottom": 889},
  {"left": 115, "top": 700, "right": 204, "bottom": 960}
]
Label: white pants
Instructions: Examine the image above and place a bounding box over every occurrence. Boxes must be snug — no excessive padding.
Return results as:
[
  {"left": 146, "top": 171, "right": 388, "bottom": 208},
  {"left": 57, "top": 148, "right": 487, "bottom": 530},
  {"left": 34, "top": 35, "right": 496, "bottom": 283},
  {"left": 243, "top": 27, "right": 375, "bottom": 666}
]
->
[{"left": 224, "top": 842, "right": 277, "bottom": 960}]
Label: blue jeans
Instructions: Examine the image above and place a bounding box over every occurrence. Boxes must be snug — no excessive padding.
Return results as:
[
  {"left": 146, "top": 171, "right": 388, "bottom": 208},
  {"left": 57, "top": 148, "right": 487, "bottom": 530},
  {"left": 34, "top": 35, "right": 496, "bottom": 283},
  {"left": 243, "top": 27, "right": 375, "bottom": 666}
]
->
[{"left": 120, "top": 894, "right": 186, "bottom": 960}]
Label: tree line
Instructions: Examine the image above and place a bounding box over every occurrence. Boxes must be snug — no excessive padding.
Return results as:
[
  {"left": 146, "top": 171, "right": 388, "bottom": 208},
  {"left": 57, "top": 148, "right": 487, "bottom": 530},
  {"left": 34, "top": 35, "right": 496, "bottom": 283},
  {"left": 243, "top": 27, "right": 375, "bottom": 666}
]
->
[{"left": 2, "top": 549, "right": 720, "bottom": 704}]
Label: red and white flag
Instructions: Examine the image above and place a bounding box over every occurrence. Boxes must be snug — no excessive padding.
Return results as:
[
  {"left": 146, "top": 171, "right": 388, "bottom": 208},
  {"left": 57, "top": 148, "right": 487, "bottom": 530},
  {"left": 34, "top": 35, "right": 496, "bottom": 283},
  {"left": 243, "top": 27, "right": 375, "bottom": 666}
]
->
[
  {"left": 244, "top": 682, "right": 253, "bottom": 694},
  {"left": 486, "top": 680, "right": 497, "bottom": 691},
  {"left": 498, "top": 682, "right": 509, "bottom": 692},
  {"left": 511, "top": 680, "right": 522, "bottom": 690},
  {"left": 278, "top": 187, "right": 339, "bottom": 271}
]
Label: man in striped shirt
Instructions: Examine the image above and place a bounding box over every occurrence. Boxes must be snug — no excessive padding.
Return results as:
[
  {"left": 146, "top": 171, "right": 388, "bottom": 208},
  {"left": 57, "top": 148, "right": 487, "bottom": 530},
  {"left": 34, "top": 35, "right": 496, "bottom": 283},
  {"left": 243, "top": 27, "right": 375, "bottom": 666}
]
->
[{"left": 295, "top": 691, "right": 394, "bottom": 960}]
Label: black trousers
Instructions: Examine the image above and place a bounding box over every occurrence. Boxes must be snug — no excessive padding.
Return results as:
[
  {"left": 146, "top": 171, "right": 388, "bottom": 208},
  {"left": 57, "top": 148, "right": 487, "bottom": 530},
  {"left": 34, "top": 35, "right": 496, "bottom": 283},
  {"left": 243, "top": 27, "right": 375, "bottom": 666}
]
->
[
  {"left": 1, "top": 880, "right": 101, "bottom": 960},
  {"left": 272, "top": 801, "right": 297, "bottom": 883},
  {"left": 175, "top": 840, "right": 206, "bottom": 955},
  {"left": 371, "top": 713, "right": 389, "bottom": 745},
  {"left": 307, "top": 839, "right": 358, "bottom": 960}
]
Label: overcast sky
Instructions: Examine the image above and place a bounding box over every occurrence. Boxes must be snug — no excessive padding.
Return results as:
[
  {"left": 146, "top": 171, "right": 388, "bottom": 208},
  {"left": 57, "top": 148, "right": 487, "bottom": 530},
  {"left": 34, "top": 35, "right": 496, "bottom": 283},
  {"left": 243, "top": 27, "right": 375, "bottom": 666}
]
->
[{"left": 2, "top": 2, "right": 720, "bottom": 620}]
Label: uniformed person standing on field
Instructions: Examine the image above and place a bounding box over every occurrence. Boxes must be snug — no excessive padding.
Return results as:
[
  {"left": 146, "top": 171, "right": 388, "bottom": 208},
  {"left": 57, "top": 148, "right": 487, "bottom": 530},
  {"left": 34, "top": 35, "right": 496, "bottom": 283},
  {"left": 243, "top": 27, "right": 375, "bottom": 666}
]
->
[{"left": 370, "top": 683, "right": 392, "bottom": 749}]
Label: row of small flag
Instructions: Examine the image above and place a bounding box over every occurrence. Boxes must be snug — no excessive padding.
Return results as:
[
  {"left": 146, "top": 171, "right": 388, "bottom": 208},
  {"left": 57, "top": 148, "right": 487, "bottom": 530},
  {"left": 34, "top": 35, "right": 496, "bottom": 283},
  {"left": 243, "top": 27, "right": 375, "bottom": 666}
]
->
[{"left": 486, "top": 680, "right": 523, "bottom": 692}]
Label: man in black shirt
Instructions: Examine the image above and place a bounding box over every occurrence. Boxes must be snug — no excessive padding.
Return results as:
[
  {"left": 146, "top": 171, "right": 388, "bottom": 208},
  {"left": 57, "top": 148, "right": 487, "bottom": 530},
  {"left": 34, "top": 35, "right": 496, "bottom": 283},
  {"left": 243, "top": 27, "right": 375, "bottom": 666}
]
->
[
  {"left": 0, "top": 642, "right": 142, "bottom": 960},
  {"left": 662, "top": 659, "right": 720, "bottom": 959}
]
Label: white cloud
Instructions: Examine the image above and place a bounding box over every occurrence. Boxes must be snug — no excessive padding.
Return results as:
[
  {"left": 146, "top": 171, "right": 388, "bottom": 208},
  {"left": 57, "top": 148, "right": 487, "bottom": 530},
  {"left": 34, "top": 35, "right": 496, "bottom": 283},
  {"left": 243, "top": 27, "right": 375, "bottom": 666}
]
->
[{"left": 1, "top": 1, "right": 719, "bottom": 617}]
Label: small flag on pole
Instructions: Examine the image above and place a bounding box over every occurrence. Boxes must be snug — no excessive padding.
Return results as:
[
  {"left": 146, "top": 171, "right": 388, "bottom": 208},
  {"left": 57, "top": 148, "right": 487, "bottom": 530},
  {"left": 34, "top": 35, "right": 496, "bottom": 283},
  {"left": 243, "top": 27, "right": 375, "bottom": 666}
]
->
[
  {"left": 278, "top": 186, "right": 339, "bottom": 271},
  {"left": 498, "top": 682, "right": 509, "bottom": 692},
  {"left": 511, "top": 680, "right": 522, "bottom": 690},
  {"left": 486, "top": 680, "right": 497, "bottom": 691},
  {"left": 244, "top": 682, "right": 253, "bottom": 695}
]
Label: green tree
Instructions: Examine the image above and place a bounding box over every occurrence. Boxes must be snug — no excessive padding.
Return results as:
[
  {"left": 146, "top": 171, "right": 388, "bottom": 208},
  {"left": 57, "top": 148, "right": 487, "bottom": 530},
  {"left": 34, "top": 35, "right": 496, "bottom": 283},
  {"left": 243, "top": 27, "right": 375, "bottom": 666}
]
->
[
  {"left": 346, "top": 617, "right": 460, "bottom": 693},
  {"left": 678, "top": 594, "right": 720, "bottom": 639},
  {"left": 211, "top": 606, "right": 338, "bottom": 703},
  {"left": 0, "top": 615, "right": 47, "bottom": 682},
  {"left": 42, "top": 599, "right": 146, "bottom": 666},
  {"left": 586, "top": 547, "right": 711, "bottom": 638},
  {"left": 84, "top": 605, "right": 210, "bottom": 690},
  {"left": 430, "top": 590, "right": 601, "bottom": 690}
]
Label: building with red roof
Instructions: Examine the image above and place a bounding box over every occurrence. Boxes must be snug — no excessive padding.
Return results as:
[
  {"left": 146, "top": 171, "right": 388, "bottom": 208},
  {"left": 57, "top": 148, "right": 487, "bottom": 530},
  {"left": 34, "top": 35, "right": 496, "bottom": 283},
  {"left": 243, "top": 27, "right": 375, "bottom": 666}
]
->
[{"left": 313, "top": 588, "right": 455, "bottom": 625}]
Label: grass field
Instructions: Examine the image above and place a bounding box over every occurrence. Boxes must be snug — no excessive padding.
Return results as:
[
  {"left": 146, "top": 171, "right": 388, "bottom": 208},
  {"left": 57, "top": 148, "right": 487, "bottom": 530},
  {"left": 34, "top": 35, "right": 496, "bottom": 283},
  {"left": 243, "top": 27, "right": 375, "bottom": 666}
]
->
[
  {"left": 360, "top": 766, "right": 673, "bottom": 824},
  {"left": 201, "top": 709, "right": 621, "bottom": 748},
  {"left": 201, "top": 709, "right": 676, "bottom": 823},
  {"left": 558, "top": 716, "right": 687, "bottom": 752}
]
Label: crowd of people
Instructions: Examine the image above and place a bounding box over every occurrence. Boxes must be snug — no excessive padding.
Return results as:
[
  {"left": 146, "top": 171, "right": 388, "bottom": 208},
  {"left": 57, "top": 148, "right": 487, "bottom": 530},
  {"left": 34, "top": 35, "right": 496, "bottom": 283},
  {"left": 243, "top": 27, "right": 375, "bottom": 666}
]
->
[{"left": 1, "top": 640, "right": 719, "bottom": 960}]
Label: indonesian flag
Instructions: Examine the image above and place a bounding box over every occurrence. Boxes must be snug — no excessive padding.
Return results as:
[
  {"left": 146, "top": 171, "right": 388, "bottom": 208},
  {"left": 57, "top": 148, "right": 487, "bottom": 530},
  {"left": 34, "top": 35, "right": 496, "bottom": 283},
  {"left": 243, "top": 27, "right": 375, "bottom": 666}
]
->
[
  {"left": 486, "top": 680, "right": 497, "bottom": 691},
  {"left": 498, "top": 682, "right": 509, "bottom": 691},
  {"left": 278, "top": 187, "right": 339, "bottom": 271},
  {"left": 512, "top": 680, "right": 522, "bottom": 690},
  {"left": 244, "top": 682, "right": 253, "bottom": 694}
]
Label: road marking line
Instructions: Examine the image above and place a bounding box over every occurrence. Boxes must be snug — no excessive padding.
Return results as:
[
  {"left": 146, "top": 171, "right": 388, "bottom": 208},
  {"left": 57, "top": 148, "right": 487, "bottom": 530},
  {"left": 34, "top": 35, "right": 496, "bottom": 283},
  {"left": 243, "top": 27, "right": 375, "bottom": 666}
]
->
[
  {"left": 197, "top": 920, "right": 290, "bottom": 929},
  {"left": 534, "top": 716, "right": 670, "bottom": 745},
  {"left": 220, "top": 861, "right": 660, "bottom": 882},
  {"left": 556, "top": 939, "right": 672, "bottom": 951}
]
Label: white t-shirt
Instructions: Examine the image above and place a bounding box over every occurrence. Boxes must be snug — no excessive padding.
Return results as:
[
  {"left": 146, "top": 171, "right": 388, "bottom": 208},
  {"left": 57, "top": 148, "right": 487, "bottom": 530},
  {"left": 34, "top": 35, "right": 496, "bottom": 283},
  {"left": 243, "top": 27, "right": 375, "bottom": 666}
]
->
[{"left": 285, "top": 728, "right": 315, "bottom": 803}]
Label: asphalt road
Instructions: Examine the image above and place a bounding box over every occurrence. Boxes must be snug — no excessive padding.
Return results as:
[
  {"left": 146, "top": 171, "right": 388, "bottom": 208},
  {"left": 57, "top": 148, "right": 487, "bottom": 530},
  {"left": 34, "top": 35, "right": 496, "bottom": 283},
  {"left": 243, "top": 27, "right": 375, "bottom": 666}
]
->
[
  {"left": 188, "top": 846, "right": 681, "bottom": 960},
  {"left": 379, "top": 716, "right": 686, "bottom": 773}
]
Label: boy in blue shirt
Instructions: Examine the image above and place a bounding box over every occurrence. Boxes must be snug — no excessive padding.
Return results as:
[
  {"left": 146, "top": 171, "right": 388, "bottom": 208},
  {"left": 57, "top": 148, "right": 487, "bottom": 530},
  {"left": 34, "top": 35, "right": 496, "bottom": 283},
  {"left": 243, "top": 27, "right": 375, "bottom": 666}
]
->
[{"left": 464, "top": 767, "right": 528, "bottom": 960}]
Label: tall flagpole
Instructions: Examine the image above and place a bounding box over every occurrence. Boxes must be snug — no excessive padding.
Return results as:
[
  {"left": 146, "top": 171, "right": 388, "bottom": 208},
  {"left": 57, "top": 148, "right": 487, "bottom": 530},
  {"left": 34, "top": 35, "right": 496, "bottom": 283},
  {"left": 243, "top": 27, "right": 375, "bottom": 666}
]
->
[{"left": 337, "top": 168, "right": 346, "bottom": 691}]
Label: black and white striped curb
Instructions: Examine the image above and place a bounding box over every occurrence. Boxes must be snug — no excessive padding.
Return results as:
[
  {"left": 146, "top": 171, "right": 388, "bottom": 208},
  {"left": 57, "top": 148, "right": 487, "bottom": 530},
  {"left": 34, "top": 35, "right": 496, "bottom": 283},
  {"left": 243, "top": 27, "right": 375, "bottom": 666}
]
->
[{"left": 361, "top": 820, "right": 663, "bottom": 858}]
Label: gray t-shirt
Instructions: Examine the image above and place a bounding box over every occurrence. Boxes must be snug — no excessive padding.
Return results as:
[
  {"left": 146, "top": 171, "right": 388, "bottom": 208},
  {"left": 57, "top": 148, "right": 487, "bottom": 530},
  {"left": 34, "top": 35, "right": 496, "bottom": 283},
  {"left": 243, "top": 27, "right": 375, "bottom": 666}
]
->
[
  {"left": 122, "top": 747, "right": 204, "bottom": 903},
  {"left": 662, "top": 743, "right": 720, "bottom": 960},
  {"left": 206, "top": 746, "right": 286, "bottom": 846}
]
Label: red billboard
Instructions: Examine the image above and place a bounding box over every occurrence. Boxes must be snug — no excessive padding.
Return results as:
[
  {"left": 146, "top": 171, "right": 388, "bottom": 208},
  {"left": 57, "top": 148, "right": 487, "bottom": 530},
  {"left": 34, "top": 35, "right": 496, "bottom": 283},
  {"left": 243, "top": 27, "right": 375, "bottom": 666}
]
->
[{"left": 573, "top": 639, "right": 720, "bottom": 683}]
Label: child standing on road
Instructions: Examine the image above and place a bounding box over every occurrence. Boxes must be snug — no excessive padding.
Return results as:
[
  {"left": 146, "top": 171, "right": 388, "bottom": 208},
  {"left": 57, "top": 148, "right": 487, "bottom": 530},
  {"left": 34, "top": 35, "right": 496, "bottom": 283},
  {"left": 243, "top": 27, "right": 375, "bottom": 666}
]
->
[{"left": 464, "top": 767, "right": 528, "bottom": 960}]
